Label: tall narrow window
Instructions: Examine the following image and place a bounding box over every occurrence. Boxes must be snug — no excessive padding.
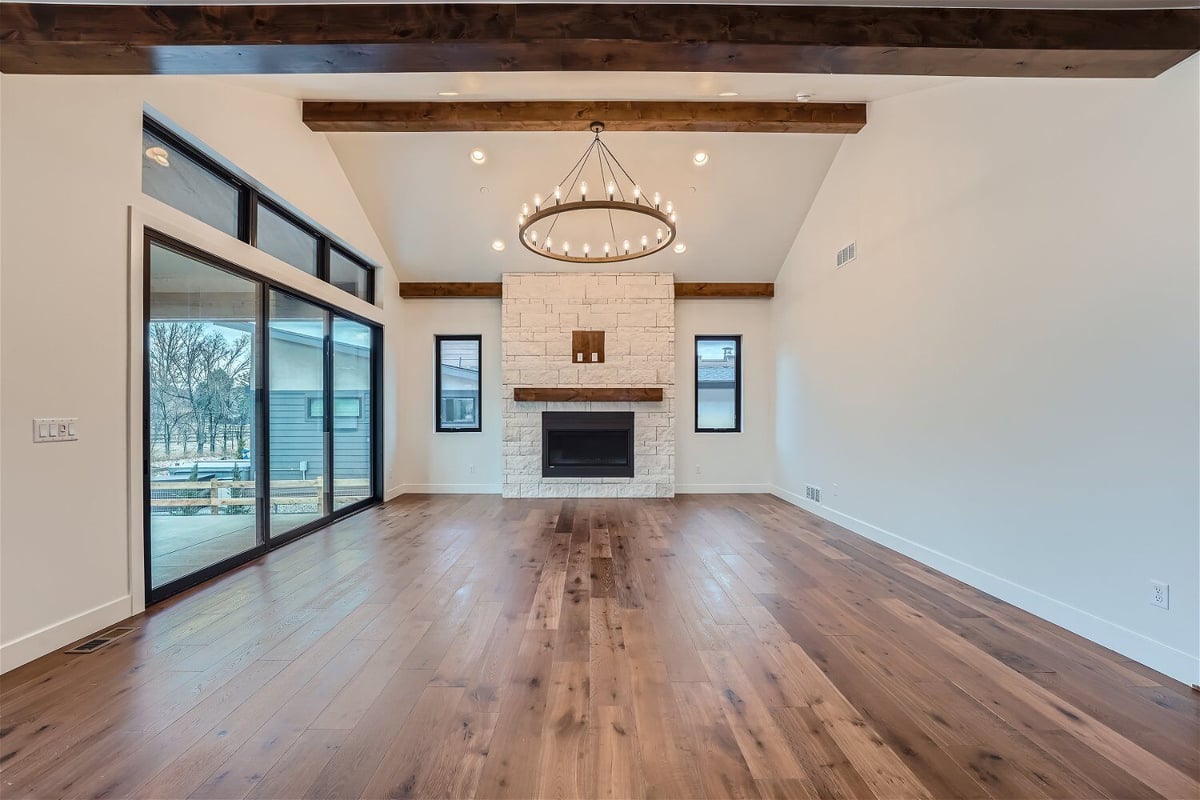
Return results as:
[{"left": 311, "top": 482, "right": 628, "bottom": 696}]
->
[
  {"left": 695, "top": 335, "right": 741, "bottom": 432},
  {"left": 436, "top": 335, "right": 482, "bottom": 432}
]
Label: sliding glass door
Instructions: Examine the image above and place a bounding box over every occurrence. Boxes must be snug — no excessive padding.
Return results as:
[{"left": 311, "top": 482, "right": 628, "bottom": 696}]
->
[
  {"left": 332, "top": 317, "right": 375, "bottom": 511},
  {"left": 146, "top": 242, "right": 263, "bottom": 593},
  {"left": 145, "top": 233, "right": 381, "bottom": 602},
  {"left": 268, "top": 291, "right": 329, "bottom": 539}
]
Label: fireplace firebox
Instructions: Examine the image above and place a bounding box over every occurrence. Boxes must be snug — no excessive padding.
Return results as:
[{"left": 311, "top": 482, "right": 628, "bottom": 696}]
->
[{"left": 542, "top": 412, "right": 634, "bottom": 478}]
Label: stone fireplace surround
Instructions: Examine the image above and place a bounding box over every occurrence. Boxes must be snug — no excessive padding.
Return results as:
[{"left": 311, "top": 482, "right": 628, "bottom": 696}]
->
[{"left": 501, "top": 272, "right": 675, "bottom": 498}]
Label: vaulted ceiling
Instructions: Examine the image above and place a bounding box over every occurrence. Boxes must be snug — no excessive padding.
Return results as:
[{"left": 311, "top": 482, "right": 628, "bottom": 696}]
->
[{"left": 222, "top": 72, "right": 958, "bottom": 281}]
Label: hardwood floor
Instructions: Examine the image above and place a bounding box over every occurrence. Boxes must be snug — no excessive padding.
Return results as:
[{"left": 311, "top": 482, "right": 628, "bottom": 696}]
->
[{"left": 2, "top": 494, "right": 1196, "bottom": 799}]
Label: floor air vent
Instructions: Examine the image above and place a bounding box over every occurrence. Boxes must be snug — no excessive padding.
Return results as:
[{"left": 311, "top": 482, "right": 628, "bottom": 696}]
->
[
  {"left": 805, "top": 485, "right": 822, "bottom": 503},
  {"left": 64, "top": 626, "right": 135, "bottom": 654}
]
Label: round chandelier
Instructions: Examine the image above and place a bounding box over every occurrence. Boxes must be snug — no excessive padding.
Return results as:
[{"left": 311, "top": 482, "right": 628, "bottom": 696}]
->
[{"left": 517, "top": 122, "right": 677, "bottom": 263}]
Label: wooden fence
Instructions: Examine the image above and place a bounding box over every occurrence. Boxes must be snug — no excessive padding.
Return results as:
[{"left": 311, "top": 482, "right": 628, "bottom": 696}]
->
[{"left": 149, "top": 477, "right": 370, "bottom": 516}]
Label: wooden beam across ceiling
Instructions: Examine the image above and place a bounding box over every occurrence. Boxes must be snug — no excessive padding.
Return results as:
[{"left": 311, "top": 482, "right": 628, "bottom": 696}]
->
[
  {"left": 303, "top": 101, "right": 867, "bottom": 134},
  {"left": 397, "top": 282, "right": 504, "bottom": 298},
  {"left": 674, "top": 282, "right": 775, "bottom": 298},
  {"left": 399, "top": 282, "right": 775, "bottom": 299},
  {"left": 1, "top": 4, "right": 1196, "bottom": 79}
]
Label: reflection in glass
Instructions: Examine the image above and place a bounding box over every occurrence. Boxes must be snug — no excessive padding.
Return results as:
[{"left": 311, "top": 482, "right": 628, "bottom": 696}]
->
[
  {"left": 268, "top": 290, "right": 328, "bottom": 536},
  {"left": 142, "top": 129, "right": 240, "bottom": 237},
  {"left": 330, "top": 249, "right": 373, "bottom": 301},
  {"left": 333, "top": 317, "right": 373, "bottom": 510},
  {"left": 258, "top": 202, "right": 318, "bottom": 275},
  {"left": 147, "top": 243, "right": 259, "bottom": 588}
]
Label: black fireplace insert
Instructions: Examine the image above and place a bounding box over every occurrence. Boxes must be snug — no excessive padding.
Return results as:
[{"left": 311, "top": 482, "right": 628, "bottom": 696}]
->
[{"left": 542, "top": 411, "right": 634, "bottom": 478}]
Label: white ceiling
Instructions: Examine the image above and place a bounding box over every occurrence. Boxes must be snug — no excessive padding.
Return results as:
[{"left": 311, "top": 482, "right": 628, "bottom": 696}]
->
[
  {"left": 225, "top": 71, "right": 964, "bottom": 281},
  {"left": 329, "top": 129, "right": 844, "bottom": 281}
]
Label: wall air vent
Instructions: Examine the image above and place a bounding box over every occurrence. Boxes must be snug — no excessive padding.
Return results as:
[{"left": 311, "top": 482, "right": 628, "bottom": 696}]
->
[
  {"left": 805, "top": 485, "right": 822, "bottom": 503},
  {"left": 836, "top": 241, "right": 857, "bottom": 268},
  {"left": 64, "top": 626, "right": 136, "bottom": 654}
]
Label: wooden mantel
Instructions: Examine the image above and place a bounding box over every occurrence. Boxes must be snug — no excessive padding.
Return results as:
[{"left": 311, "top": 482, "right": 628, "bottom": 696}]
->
[{"left": 513, "top": 387, "right": 663, "bottom": 402}]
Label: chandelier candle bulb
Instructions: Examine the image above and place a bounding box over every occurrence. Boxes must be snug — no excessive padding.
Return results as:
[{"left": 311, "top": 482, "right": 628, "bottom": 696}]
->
[
  {"left": 623, "top": 240, "right": 630, "bottom": 254},
  {"left": 563, "top": 242, "right": 570, "bottom": 255},
  {"left": 531, "top": 231, "right": 538, "bottom": 244},
  {"left": 522, "top": 203, "right": 530, "bottom": 215},
  {"left": 666, "top": 201, "right": 673, "bottom": 214},
  {"left": 604, "top": 242, "right": 611, "bottom": 256},
  {"left": 656, "top": 228, "right": 664, "bottom": 243},
  {"left": 580, "top": 181, "right": 588, "bottom": 200},
  {"left": 607, "top": 182, "right": 615, "bottom": 200},
  {"left": 653, "top": 192, "right": 661, "bottom": 209},
  {"left": 641, "top": 235, "right": 648, "bottom": 251},
  {"left": 554, "top": 186, "right": 562, "bottom": 204},
  {"left": 583, "top": 243, "right": 590, "bottom": 257},
  {"left": 534, "top": 194, "right": 542, "bottom": 211},
  {"left": 633, "top": 186, "right": 641, "bottom": 202},
  {"left": 546, "top": 237, "right": 552, "bottom": 251}
]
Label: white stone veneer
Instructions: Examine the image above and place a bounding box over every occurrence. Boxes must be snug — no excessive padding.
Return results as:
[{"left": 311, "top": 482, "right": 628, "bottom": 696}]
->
[{"left": 501, "top": 272, "right": 675, "bottom": 498}]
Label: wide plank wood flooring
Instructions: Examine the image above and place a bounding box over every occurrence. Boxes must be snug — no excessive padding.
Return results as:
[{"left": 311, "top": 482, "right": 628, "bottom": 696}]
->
[{"left": 2, "top": 494, "right": 1197, "bottom": 799}]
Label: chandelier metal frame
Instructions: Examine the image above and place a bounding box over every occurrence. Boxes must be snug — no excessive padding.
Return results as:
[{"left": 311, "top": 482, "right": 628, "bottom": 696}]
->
[{"left": 517, "top": 122, "right": 677, "bottom": 264}]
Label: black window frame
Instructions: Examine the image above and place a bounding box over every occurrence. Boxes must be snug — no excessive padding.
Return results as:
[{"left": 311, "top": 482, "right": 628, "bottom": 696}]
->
[
  {"left": 142, "top": 114, "right": 378, "bottom": 305},
  {"left": 694, "top": 334, "right": 743, "bottom": 433},
  {"left": 435, "top": 334, "right": 483, "bottom": 433}
]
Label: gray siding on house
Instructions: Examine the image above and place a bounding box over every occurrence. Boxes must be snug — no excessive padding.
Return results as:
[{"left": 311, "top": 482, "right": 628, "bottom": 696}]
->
[{"left": 268, "top": 390, "right": 372, "bottom": 481}]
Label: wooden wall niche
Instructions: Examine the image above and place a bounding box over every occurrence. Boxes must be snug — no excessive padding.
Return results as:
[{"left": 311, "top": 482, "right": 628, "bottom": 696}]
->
[{"left": 572, "top": 331, "right": 605, "bottom": 364}]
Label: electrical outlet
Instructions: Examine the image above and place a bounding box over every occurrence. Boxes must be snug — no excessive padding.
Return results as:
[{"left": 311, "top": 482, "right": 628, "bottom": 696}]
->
[
  {"left": 694, "top": 465, "right": 702, "bottom": 475},
  {"left": 1150, "top": 581, "right": 1169, "bottom": 610},
  {"left": 832, "top": 483, "right": 840, "bottom": 498},
  {"left": 468, "top": 464, "right": 476, "bottom": 475}
]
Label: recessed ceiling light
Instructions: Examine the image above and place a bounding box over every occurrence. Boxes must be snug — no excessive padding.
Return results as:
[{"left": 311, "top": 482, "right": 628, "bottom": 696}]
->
[
  {"left": 718, "top": 91, "right": 740, "bottom": 97},
  {"left": 470, "top": 149, "right": 486, "bottom": 164},
  {"left": 438, "top": 91, "right": 460, "bottom": 97},
  {"left": 692, "top": 151, "right": 709, "bottom": 166},
  {"left": 144, "top": 146, "right": 170, "bottom": 167},
  {"left": 492, "top": 239, "right": 506, "bottom": 252},
  {"left": 673, "top": 243, "right": 687, "bottom": 254},
  {"left": 795, "top": 92, "right": 814, "bottom": 102}
]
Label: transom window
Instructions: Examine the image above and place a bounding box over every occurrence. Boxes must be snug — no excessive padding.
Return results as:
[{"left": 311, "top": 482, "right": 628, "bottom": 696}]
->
[{"left": 141, "top": 115, "right": 377, "bottom": 304}]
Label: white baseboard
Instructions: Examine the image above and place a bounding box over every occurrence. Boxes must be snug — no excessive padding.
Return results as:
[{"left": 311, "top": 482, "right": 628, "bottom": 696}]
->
[
  {"left": 0, "top": 595, "right": 132, "bottom": 674},
  {"left": 769, "top": 485, "right": 1200, "bottom": 687},
  {"left": 393, "top": 483, "right": 503, "bottom": 495},
  {"left": 676, "top": 483, "right": 772, "bottom": 494}
]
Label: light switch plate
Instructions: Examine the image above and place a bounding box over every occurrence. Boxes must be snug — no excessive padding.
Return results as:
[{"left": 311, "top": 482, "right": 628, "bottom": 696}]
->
[{"left": 33, "top": 418, "right": 78, "bottom": 443}]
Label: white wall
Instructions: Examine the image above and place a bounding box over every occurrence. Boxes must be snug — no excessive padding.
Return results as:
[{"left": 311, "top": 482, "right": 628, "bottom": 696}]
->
[
  {"left": 771, "top": 58, "right": 1200, "bottom": 684},
  {"left": 390, "top": 298, "right": 503, "bottom": 494},
  {"left": 676, "top": 299, "right": 774, "bottom": 492},
  {"left": 0, "top": 74, "right": 390, "bottom": 672}
]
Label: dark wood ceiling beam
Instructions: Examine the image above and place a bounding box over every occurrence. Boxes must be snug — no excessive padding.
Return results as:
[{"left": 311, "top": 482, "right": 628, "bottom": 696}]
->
[
  {"left": 399, "top": 282, "right": 775, "bottom": 298},
  {"left": 398, "top": 282, "right": 505, "bottom": 298},
  {"left": 674, "top": 283, "right": 775, "bottom": 298},
  {"left": 2, "top": 4, "right": 1196, "bottom": 78},
  {"left": 303, "top": 101, "right": 866, "bottom": 134}
]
